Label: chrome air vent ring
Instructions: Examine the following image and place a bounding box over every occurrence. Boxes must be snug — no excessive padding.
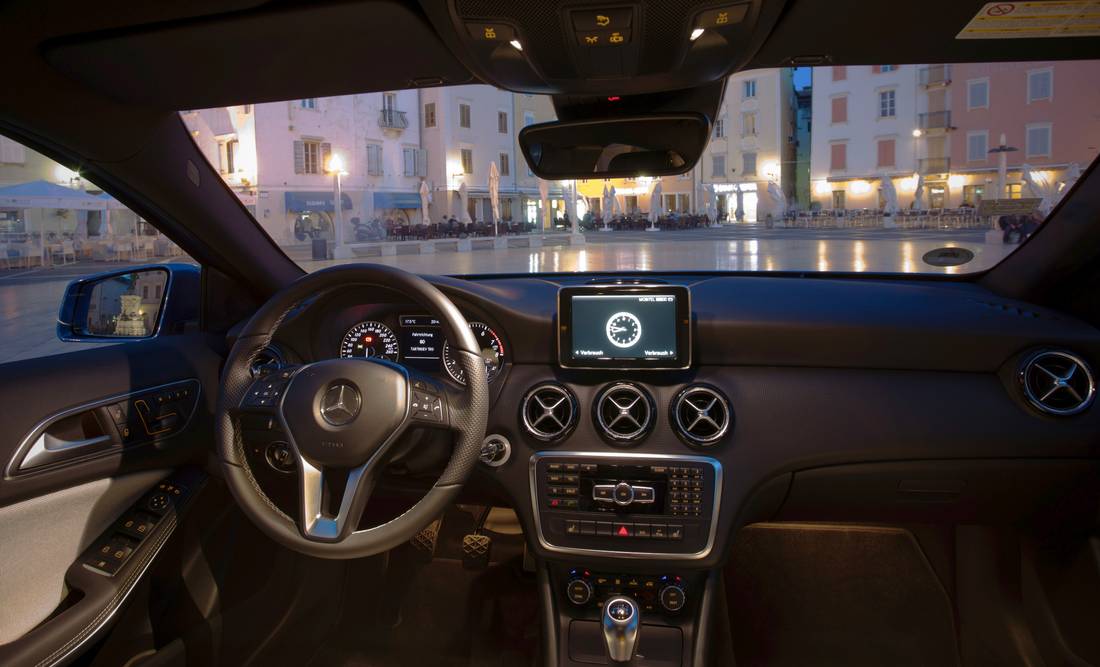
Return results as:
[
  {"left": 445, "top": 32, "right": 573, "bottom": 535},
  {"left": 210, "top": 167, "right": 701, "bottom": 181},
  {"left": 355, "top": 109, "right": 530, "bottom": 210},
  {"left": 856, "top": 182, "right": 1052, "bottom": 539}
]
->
[
  {"left": 593, "top": 383, "right": 655, "bottom": 444},
  {"left": 521, "top": 383, "right": 579, "bottom": 441},
  {"left": 1019, "top": 350, "right": 1095, "bottom": 416},
  {"left": 671, "top": 385, "right": 732, "bottom": 446}
]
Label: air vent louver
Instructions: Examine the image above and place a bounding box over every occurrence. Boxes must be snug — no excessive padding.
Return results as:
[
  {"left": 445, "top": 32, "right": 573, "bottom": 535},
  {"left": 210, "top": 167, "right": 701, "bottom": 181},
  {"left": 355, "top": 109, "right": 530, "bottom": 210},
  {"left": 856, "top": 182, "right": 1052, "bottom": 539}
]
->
[
  {"left": 521, "top": 383, "right": 578, "bottom": 441},
  {"left": 671, "top": 385, "right": 732, "bottom": 445},
  {"left": 1019, "top": 350, "right": 1095, "bottom": 416},
  {"left": 593, "top": 383, "right": 655, "bottom": 443}
]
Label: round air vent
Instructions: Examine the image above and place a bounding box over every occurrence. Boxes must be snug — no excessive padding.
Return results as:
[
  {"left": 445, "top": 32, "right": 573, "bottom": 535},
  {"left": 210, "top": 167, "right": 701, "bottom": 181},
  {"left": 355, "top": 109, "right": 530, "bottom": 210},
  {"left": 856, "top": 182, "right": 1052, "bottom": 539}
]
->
[
  {"left": 1019, "top": 350, "right": 1095, "bottom": 416},
  {"left": 249, "top": 346, "right": 284, "bottom": 378},
  {"left": 593, "top": 383, "right": 655, "bottom": 444},
  {"left": 671, "top": 385, "right": 732, "bottom": 446},
  {"left": 521, "top": 383, "right": 578, "bottom": 441}
]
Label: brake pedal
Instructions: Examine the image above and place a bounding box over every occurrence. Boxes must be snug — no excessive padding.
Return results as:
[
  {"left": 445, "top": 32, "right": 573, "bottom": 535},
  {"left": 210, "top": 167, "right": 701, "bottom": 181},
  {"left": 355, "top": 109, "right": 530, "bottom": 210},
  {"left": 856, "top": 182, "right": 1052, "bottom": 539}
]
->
[
  {"left": 462, "top": 533, "right": 492, "bottom": 570},
  {"left": 409, "top": 517, "right": 442, "bottom": 563}
]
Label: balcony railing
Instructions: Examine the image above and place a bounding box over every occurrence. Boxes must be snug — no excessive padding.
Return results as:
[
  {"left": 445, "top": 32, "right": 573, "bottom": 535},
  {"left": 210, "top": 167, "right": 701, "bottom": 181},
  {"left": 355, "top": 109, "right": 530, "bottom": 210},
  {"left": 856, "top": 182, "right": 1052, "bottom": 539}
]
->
[
  {"left": 918, "top": 157, "right": 951, "bottom": 174},
  {"left": 379, "top": 109, "right": 408, "bottom": 130},
  {"left": 918, "top": 110, "right": 952, "bottom": 130},
  {"left": 919, "top": 65, "right": 951, "bottom": 87}
]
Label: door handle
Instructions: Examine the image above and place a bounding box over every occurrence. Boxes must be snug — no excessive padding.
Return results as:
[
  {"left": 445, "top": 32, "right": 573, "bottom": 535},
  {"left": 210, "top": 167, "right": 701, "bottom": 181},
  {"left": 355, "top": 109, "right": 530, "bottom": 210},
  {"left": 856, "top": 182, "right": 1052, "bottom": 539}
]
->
[{"left": 18, "top": 433, "right": 114, "bottom": 471}]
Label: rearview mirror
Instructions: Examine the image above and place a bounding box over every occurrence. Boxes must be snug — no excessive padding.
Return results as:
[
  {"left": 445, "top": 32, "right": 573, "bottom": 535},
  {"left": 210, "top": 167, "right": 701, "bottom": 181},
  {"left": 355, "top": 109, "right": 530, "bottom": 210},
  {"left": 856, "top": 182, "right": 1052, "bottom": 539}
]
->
[
  {"left": 57, "top": 264, "right": 200, "bottom": 342},
  {"left": 518, "top": 114, "right": 710, "bottom": 179}
]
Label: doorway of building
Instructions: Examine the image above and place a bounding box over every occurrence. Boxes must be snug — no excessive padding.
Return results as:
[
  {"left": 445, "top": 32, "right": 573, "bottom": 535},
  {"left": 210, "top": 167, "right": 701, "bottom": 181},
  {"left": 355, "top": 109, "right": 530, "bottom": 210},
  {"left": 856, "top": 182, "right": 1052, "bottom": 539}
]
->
[{"left": 293, "top": 211, "right": 333, "bottom": 242}]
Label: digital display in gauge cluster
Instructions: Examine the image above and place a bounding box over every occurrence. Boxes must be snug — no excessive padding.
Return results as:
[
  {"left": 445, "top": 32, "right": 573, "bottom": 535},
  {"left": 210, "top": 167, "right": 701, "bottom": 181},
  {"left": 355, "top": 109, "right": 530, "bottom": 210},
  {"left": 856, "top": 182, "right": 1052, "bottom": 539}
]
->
[{"left": 398, "top": 315, "right": 445, "bottom": 372}]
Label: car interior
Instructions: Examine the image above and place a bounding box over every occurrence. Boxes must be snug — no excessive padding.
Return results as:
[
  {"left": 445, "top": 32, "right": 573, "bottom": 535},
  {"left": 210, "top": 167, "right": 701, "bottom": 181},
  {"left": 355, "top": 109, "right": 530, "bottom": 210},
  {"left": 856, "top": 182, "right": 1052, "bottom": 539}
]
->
[{"left": 2, "top": 0, "right": 1100, "bottom": 666}]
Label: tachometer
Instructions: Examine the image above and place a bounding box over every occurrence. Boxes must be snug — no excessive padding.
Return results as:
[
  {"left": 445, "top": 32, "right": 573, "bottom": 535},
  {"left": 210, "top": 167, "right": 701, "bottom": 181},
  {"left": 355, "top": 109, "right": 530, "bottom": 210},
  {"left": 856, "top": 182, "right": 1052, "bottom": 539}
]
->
[
  {"left": 442, "top": 322, "right": 504, "bottom": 385},
  {"left": 340, "top": 321, "right": 400, "bottom": 361}
]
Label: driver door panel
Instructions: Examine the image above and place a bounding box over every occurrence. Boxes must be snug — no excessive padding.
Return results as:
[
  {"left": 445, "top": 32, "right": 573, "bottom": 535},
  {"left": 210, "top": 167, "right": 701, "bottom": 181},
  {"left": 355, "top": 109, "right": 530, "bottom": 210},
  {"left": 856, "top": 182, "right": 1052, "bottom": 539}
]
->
[{"left": 0, "top": 334, "right": 222, "bottom": 665}]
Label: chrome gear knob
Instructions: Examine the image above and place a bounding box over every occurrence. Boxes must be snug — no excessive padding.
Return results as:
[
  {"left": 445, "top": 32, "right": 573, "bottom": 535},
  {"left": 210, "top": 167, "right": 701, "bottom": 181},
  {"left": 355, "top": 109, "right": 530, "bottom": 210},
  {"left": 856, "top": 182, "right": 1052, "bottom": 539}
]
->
[{"left": 602, "top": 596, "right": 640, "bottom": 663}]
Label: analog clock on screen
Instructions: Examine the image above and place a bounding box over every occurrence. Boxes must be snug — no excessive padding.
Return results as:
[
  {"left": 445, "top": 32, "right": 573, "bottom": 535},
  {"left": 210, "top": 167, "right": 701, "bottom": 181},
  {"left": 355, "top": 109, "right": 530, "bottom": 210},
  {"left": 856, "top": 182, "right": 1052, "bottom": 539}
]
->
[{"left": 606, "top": 312, "right": 642, "bottom": 348}]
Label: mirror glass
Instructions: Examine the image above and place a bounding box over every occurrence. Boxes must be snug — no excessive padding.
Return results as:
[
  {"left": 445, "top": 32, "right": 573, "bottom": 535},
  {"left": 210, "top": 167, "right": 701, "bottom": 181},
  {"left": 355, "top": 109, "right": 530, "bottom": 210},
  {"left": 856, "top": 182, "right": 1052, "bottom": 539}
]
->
[
  {"left": 519, "top": 115, "right": 710, "bottom": 179},
  {"left": 82, "top": 269, "right": 168, "bottom": 338}
]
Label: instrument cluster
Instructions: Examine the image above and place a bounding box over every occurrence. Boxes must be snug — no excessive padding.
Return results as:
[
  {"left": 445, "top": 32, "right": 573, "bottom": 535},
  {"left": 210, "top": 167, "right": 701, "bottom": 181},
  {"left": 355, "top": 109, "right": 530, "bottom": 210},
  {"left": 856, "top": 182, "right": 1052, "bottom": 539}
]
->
[{"left": 337, "top": 312, "right": 505, "bottom": 385}]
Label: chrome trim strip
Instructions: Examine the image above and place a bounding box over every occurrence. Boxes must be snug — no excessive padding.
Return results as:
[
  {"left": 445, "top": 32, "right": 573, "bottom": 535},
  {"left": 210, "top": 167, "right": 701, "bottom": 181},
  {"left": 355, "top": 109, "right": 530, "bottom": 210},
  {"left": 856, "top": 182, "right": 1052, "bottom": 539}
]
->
[
  {"left": 556, "top": 284, "right": 693, "bottom": 371},
  {"left": 529, "top": 451, "right": 722, "bottom": 560},
  {"left": 4, "top": 379, "right": 202, "bottom": 479}
]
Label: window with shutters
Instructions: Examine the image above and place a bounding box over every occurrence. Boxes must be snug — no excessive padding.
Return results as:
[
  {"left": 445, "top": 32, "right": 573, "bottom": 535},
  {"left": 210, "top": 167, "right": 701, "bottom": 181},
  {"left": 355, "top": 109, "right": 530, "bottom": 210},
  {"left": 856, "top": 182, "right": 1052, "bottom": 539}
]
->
[
  {"left": 713, "top": 118, "right": 725, "bottom": 138},
  {"left": 1026, "top": 123, "right": 1052, "bottom": 157},
  {"left": 499, "top": 153, "right": 510, "bottom": 176},
  {"left": 967, "top": 131, "right": 988, "bottom": 162},
  {"left": 498, "top": 111, "right": 508, "bottom": 134},
  {"left": 968, "top": 79, "right": 989, "bottom": 109},
  {"left": 403, "top": 148, "right": 418, "bottom": 176},
  {"left": 459, "top": 103, "right": 471, "bottom": 129},
  {"left": 876, "top": 138, "right": 895, "bottom": 168},
  {"left": 424, "top": 102, "right": 436, "bottom": 128},
  {"left": 832, "top": 66, "right": 847, "bottom": 81},
  {"left": 460, "top": 148, "right": 473, "bottom": 174},
  {"left": 367, "top": 143, "right": 383, "bottom": 175},
  {"left": 1028, "top": 68, "right": 1053, "bottom": 103},
  {"left": 742, "top": 80, "right": 756, "bottom": 99},
  {"left": 742, "top": 152, "right": 757, "bottom": 176},
  {"left": 831, "top": 96, "right": 847, "bottom": 124},
  {"left": 300, "top": 98, "right": 317, "bottom": 110},
  {"left": 293, "top": 139, "right": 328, "bottom": 174},
  {"left": 712, "top": 155, "right": 725, "bottom": 178},
  {"left": 741, "top": 112, "right": 757, "bottom": 136},
  {"left": 878, "top": 90, "right": 896, "bottom": 118},
  {"left": 830, "top": 142, "right": 847, "bottom": 171}
]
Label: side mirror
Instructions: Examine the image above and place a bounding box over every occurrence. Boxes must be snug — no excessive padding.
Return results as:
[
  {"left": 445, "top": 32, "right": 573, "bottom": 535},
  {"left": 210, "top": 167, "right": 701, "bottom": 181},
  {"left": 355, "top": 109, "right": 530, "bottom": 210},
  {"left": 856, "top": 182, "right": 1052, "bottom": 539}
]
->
[{"left": 57, "top": 263, "right": 200, "bottom": 342}]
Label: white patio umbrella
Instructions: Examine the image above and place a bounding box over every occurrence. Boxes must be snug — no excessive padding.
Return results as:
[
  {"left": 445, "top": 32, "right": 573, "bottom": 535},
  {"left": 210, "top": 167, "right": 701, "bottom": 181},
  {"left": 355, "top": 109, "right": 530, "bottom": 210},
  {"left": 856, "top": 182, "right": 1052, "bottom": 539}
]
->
[
  {"left": 766, "top": 181, "right": 787, "bottom": 219},
  {"left": 706, "top": 184, "right": 719, "bottom": 223},
  {"left": 609, "top": 185, "right": 621, "bottom": 216},
  {"left": 538, "top": 178, "right": 550, "bottom": 231},
  {"left": 913, "top": 174, "right": 925, "bottom": 210},
  {"left": 489, "top": 161, "right": 501, "bottom": 235},
  {"left": 647, "top": 180, "right": 662, "bottom": 230},
  {"left": 458, "top": 181, "right": 472, "bottom": 224},
  {"left": 600, "top": 182, "right": 612, "bottom": 230},
  {"left": 1022, "top": 163, "right": 1056, "bottom": 215},
  {"left": 879, "top": 172, "right": 899, "bottom": 216},
  {"left": 419, "top": 180, "right": 431, "bottom": 226}
]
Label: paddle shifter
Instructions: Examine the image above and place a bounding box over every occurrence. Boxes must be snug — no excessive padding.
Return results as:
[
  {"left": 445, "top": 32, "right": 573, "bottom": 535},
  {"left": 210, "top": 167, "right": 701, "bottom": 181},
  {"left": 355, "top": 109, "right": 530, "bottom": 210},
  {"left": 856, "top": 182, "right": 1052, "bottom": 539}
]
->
[{"left": 602, "top": 596, "right": 640, "bottom": 663}]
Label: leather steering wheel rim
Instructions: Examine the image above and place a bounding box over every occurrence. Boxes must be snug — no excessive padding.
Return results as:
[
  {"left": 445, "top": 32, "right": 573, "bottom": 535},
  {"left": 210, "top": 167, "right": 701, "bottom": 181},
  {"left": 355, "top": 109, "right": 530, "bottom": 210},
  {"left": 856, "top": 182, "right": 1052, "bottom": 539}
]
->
[{"left": 216, "top": 263, "right": 488, "bottom": 559}]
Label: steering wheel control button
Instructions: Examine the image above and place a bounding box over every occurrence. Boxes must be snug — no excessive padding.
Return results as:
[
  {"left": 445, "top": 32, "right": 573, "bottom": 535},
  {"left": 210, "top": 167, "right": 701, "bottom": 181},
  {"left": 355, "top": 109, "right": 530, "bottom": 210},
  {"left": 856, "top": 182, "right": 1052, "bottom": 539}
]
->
[
  {"left": 411, "top": 389, "right": 445, "bottom": 422},
  {"left": 567, "top": 578, "right": 594, "bottom": 605},
  {"left": 613, "top": 482, "right": 634, "bottom": 505}
]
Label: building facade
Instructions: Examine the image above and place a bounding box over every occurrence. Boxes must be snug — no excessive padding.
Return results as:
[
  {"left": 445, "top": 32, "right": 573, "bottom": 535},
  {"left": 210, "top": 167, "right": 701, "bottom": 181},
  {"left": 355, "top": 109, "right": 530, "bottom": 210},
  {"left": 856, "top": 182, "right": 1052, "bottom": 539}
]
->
[
  {"left": 700, "top": 68, "right": 797, "bottom": 222},
  {"left": 810, "top": 61, "right": 1100, "bottom": 211},
  {"left": 184, "top": 91, "right": 425, "bottom": 245}
]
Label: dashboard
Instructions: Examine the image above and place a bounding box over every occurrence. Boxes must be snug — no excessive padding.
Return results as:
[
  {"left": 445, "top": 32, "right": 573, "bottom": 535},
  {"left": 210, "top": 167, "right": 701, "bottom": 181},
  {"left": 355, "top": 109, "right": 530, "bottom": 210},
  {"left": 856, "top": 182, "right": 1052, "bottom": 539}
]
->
[{"left": 250, "top": 273, "right": 1100, "bottom": 573}]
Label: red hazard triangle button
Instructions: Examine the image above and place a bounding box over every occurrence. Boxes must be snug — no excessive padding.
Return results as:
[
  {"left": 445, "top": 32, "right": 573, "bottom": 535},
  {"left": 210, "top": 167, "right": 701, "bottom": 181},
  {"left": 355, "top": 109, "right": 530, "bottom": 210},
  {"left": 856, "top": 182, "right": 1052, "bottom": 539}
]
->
[{"left": 616, "top": 524, "right": 631, "bottom": 537}]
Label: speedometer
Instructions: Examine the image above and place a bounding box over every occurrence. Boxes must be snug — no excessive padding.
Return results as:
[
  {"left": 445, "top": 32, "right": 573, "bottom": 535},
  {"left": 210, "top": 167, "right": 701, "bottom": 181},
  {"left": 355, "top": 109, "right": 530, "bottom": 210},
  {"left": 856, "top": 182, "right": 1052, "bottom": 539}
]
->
[
  {"left": 340, "top": 321, "right": 400, "bottom": 362},
  {"left": 442, "top": 322, "right": 504, "bottom": 385}
]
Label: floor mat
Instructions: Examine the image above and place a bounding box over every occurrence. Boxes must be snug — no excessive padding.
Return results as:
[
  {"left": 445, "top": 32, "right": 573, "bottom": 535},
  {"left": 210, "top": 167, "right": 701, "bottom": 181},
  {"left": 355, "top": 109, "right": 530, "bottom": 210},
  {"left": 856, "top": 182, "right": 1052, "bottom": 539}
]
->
[
  {"left": 725, "top": 523, "right": 959, "bottom": 667},
  {"left": 308, "top": 509, "right": 538, "bottom": 667}
]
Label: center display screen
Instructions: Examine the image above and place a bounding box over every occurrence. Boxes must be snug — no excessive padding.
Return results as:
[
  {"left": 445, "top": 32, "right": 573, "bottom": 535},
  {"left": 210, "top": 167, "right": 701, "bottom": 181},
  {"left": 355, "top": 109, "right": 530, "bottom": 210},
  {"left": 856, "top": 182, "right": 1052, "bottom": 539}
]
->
[{"left": 558, "top": 285, "right": 691, "bottom": 369}]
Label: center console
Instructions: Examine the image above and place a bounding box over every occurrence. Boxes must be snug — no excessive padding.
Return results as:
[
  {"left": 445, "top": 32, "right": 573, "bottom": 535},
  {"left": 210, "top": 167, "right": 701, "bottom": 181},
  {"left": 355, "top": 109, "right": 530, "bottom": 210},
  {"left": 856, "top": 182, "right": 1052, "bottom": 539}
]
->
[{"left": 531, "top": 452, "right": 721, "bottom": 559}]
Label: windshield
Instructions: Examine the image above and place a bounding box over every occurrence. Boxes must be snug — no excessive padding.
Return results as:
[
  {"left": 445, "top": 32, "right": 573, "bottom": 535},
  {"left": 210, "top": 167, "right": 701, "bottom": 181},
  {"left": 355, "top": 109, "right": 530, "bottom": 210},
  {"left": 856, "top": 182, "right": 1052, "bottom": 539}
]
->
[{"left": 181, "top": 61, "right": 1100, "bottom": 276}]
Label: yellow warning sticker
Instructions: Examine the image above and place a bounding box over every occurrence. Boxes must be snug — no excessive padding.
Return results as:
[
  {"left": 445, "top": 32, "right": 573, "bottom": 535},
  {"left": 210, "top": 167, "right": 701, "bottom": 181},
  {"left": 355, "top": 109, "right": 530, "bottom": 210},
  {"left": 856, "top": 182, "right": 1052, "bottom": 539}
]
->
[{"left": 957, "top": 1, "right": 1100, "bottom": 39}]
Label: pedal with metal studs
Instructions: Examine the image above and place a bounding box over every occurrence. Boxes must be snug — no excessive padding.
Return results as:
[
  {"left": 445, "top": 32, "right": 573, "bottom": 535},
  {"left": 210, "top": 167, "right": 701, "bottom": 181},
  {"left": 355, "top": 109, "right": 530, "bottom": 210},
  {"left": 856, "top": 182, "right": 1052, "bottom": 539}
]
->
[
  {"left": 461, "top": 506, "right": 493, "bottom": 570},
  {"left": 409, "top": 517, "right": 442, "bottom": 563}
]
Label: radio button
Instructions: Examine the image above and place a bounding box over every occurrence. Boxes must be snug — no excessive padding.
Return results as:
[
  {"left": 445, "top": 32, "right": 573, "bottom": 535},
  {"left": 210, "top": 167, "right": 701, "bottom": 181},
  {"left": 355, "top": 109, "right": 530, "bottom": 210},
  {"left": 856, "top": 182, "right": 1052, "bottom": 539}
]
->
[
  {"left": 580, "top": 463, "right": 599, "bottom": 473},
  {"left": 593, "top": 484, "right": 615, "bottom": 500},
  {"left": 563, "top": 463, "right": 579, "bottom": 472},
  {"left": 650, "top": 465, "right": 668, "bottom": 474},
  {"left": 651, "top": 523, "right": 668, "bottom": 539},
  {"left": 580, "top": 520, "right": 596, "bottom": 536},
  {"left": 613, "top": 482, "right": 634, "bottom": 505},
  {"left": 668, "top": 524, "right": 684, "bottom": 540},
  {"left": 565, "top": 520, "right": 580, "bottom": 535},
  {"left": 634, "top": 523, "right": 651, "bottom": 538},
  {"left": 633, "top": 486, "right": 654, "bottom": 502},
  {"left": 548, "top": 463, "right": 563, "bottom": 472},
  {"left": 596, "top": 522, "right": 613, "bottom": 536}
]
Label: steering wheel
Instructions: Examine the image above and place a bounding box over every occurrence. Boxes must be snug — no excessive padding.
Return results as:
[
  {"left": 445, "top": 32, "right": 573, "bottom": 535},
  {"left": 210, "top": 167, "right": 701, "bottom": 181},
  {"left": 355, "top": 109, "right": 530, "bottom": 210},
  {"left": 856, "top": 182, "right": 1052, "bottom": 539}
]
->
[{"left": 216, "top": 264, "right": 488, "bottom": 559}]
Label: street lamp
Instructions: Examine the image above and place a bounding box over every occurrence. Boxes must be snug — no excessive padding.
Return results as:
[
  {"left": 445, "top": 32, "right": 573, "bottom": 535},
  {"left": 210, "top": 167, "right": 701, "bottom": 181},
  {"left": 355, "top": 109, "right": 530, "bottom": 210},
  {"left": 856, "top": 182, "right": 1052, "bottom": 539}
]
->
[{"left": 327, "top": 153, "right": 350, "bottom": 259}]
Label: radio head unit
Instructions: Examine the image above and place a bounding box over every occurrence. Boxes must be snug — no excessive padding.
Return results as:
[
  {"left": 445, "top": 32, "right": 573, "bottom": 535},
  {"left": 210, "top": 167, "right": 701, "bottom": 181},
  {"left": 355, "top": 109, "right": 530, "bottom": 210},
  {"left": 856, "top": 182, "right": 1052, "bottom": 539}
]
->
[
  {"left": 530, "top": 452, "right": 721, "bottom": 559},
  {"left": 557, "top": 285, "right": 691, "bottom": 370}
]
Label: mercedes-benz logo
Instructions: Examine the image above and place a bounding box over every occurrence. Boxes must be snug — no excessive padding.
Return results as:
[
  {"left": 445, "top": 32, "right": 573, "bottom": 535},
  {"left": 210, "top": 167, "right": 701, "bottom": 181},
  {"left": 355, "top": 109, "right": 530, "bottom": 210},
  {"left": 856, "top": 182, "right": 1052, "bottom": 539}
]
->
[{"left": 320, "top": 383, "right": 361, "bottom": 426}]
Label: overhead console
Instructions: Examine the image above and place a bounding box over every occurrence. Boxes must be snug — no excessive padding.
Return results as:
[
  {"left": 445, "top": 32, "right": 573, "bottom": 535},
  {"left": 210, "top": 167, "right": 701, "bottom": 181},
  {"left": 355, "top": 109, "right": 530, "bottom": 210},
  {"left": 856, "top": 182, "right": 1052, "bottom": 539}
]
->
[{"left": 418, "top": 0, "right": 787, "bottom": 96}]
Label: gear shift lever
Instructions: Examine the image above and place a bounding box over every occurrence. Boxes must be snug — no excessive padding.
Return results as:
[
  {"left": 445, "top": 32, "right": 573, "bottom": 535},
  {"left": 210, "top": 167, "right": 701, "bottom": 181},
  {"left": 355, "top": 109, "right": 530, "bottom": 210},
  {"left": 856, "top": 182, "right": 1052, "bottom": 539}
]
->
[{"left": 602, "top": 596, "right": 640, "bottom": 663}]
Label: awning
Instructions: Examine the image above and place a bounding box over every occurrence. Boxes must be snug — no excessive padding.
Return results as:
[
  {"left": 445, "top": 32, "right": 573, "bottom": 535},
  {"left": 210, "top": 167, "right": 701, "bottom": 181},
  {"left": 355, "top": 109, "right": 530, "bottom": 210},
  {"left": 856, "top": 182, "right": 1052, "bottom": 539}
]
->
[
  {"left": 373, "top": 191, "right": 421, "bottom": 209},
  {"left": 0, "top": 180, "right": 107, "bottom": 210},
  {"left": 284, "top": 191, "right": 353, "bottom": 213}
]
